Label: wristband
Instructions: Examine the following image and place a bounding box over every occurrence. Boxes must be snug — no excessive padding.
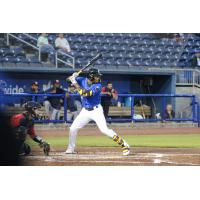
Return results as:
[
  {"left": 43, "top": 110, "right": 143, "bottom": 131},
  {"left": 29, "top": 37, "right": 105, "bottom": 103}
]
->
[{"left": 33, "top": 136, "right": 43, "bottom": 144}]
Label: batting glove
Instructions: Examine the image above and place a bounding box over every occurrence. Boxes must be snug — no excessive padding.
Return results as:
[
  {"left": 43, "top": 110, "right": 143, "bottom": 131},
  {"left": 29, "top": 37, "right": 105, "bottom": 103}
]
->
[
  {"left": 72, "top": 72, "right": 79, "bottom": 78},
  {"left": 69, "top": 75, "right": 77, "bottom": 84}
]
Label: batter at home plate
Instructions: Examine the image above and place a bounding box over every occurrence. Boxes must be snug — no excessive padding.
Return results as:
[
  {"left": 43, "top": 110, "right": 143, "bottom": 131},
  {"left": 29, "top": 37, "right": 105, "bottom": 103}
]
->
[{"left": 65, "top": 68, "right": 130, "bottom": 156}]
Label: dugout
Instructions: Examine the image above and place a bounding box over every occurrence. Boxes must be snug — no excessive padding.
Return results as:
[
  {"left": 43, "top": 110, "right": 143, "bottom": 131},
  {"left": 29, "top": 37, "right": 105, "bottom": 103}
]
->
[
  {"left": 0, "top": 70, "right": 175, "bottom": 98},
  {"left": 0, "top": 70, "right": 176, "bottom": 119},
  {"left": 0, "top": 70, "right": 176, "bottom": 95},
  {"left": 102, "top": 71, "right": 176, "bottom": 118}
]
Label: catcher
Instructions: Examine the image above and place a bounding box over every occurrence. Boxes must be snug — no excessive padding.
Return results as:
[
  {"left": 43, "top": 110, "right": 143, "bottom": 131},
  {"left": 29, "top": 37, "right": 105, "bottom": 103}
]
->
[{"left": 10, "top": 101, "right": 50, "bottom": 156}]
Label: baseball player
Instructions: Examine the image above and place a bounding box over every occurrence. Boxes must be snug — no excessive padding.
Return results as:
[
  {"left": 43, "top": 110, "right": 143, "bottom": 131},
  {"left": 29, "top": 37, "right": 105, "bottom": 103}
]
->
[
  {"left": 65, "top": 68, "right": 130, "bottom": 156},
  {"left": 44, "top": 80, "right": 65, "bottom": 120},
  {"left": 10, "top": 101, "right": 50, "bottom": 156}
]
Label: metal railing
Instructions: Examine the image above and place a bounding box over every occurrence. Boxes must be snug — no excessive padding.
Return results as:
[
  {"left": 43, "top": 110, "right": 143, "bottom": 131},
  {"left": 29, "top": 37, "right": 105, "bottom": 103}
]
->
[
  {"left": 176, "top": 68, "right": 200, "bottom": 96},
  {"left": 6, "top": 33, "right": 75, "bottom": 68},
  {"left": 7, "top": 33, "right": 40, "bottom": 58},
  {"left": 23, "top": 33, "right": 38, "bottom": 42},
  {"left": 55, "top": 50, "right": 75, "bottom": 69},
  {"left": 144, "top": 67, "right": 200, "bottom": 90}
]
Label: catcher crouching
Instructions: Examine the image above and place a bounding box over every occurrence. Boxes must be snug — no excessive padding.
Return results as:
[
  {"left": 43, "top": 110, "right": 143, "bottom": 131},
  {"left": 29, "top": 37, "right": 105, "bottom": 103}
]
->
[{"left": 10, "top": 101, "right": 50, "bottom": 156}]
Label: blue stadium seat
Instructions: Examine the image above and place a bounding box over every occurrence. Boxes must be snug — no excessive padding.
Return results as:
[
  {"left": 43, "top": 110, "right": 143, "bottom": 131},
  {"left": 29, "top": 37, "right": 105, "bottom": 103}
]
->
[
  {"left": 28, "top": 57, "right": 40, "bottom": 63},
  {"left": 125, "top": 59, "right": 132, "bottom": 66},
  {"left": 0, "top": 47, "right": 10, "bottom": 55},
  {"left": 14, "top": 56, "right": 28, "bottom": 63},
  {"left": 3, "top": 50, "right": 15, "bottom": 57},
  {"left": 106, "top": 58, "right": 115, "bottom": 65},
  {"left": 48, "top": 34, "right": 57, "bottom": 42},
  {"left": 2, "top": 56, "right": 16, "bottom": 62}
]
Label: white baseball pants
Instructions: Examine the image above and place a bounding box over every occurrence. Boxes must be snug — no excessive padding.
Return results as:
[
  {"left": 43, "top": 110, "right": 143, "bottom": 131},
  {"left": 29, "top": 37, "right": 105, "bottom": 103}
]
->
[{"left": 67, "top": 104, "right": 117, "bottom": 151}]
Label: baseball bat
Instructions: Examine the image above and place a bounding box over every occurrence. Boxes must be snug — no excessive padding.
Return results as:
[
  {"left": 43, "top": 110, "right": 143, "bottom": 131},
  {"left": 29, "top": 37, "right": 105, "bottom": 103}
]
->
[
  {"left": 76, "top": 52, "right": 102, "bottom": 76},
  {"left": 66, "top": 53, "right": 102, "bottom": 82}
]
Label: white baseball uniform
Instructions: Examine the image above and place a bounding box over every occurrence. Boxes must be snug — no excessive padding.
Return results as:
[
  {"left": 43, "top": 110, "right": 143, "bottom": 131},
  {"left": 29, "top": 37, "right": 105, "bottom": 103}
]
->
[{"left": 66, "top": 76, "right": 130, "bottom": 155}]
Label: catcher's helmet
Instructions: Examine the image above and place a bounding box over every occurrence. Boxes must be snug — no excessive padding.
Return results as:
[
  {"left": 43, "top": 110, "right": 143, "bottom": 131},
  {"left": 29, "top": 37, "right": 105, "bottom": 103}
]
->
[
  {"left": 87, "top": 68, "right": 102, "bottom": 81},
  {"left": 24, "top": 101, "right": 41, "bottom": 115}
]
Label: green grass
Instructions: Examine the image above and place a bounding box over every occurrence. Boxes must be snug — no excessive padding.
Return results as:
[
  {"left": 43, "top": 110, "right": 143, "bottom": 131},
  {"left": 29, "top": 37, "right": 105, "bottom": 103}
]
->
[{"left": 27, "top": 134, "right": 200, "bottom": 148}]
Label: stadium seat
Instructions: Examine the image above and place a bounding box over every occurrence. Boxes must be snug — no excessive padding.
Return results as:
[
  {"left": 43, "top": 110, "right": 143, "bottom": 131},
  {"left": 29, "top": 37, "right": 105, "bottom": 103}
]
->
[
  {"left": 2, "top": 56, "right": 16, "bottom": 62},
  {"left": 3, "top": 51, "right": 15, "bottom": 57},
  {"left": 13, "top": 56, "right": 28, "bottom": 63},
  {"left": 28, "top": 57, "right": 41, "bottom": 63}
]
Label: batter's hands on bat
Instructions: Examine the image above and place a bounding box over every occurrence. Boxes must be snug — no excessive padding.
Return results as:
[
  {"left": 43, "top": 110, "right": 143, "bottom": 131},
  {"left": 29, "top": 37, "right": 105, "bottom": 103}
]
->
[
  {"left": 69, "top": 75, "right": 77, "bottom": 85},
  {"left": 66, "top": 72, "right": 79, "bottom": 83},
  {"left": 72, "top": 72, "right": 79, "bottom": 78}
]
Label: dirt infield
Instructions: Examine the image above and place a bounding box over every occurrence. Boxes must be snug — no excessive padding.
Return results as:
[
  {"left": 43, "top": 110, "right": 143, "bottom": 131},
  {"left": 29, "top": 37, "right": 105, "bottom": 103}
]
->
[
  {"left": 21, "top": 126, "right": 200, "bottom": 166},
  {"left": 22, "top": 147, "right": 200, "bottom": 166}
]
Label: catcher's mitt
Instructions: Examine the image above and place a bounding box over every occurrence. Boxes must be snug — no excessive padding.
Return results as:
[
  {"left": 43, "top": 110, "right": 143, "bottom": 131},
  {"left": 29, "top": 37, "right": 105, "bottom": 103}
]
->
[{"left": 40, "top": 141, "right": 50, "bottom": 156}]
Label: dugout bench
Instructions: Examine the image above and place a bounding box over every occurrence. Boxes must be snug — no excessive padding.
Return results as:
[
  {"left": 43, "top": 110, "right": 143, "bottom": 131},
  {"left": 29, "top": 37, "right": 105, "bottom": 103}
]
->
[
  {"left": 5, "top": 105, "right": 151, "bottom": 120},
  {"left": 108, "top": 106, "right": 151, "bottom": 118}
]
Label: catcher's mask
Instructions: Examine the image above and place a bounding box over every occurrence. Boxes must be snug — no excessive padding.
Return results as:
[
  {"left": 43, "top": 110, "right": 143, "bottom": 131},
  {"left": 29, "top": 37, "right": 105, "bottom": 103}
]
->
[
  {"left": 24, "top": 101, "right": 41, "bottom": 118},
  {"left": 87, "top": 68, "right": 102, "bottom": 82}
]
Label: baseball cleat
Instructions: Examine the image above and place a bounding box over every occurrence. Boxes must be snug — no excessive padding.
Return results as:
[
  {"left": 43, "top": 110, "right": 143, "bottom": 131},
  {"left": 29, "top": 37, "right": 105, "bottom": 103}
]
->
[
  {"left": 65, "top": 149, "right": 78, "bottom": 154},
  {"left": 123, "top": 148, "right": 130, "bottom": 156},
  {"left": 122, "top": 144, "right": 130, "bottom": 156}
]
